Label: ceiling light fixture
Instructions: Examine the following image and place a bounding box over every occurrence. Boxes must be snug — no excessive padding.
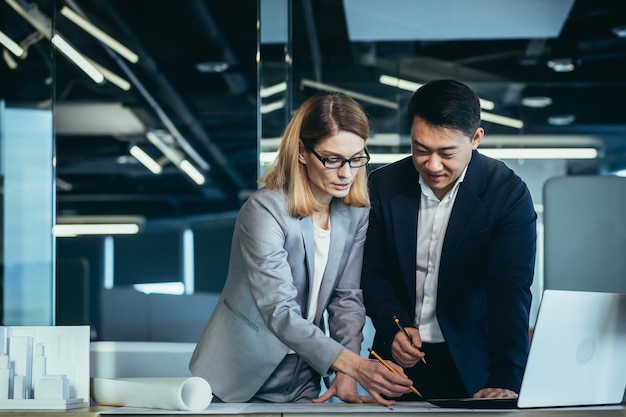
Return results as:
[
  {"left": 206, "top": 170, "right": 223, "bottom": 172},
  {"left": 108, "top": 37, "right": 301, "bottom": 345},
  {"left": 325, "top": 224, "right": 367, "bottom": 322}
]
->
[
  {"left": 60, "top": 6, "right": 139, "bottom": 63},
  {"left": 260, "top": 81, "right": 287, "bottom": 98},
  {"left": 612, "top": 25, "right": 626, "bottom": 38},
  {"left": 480, "top": 148, "right": 597, "bottom": 160},
  {"left": 5, "top": 0, "right": 134, "bottom": 89},
  {"left": 55, "top": 215, "right": 144, "bottom": 237},
  {"left": 547, "top": 57, "right": 575, "bottom": 72},
  {"left": 301, "top": 79, "right": 398, "bottom": 109},
  {"left": 480, "top": 111, "right": 524, "bottom": 129},
  {"left": 129, "top": 145, "right": 162, "bottom": 174},
  {"left": 0, "top": 29, "right": 24, "bottom": 57},
  {"left": 379, "top": 75, "right": 495, "bottom": 110},
  {"left": 195, "top": 61, "right": 229, "bottom": 73},
  {"left": 547, "top": 114, "right": 576, "bottom": 126},
  {"left": 89, "top": 59, "right": 131, "bottom": 90},
  {"left": 146, "top": 130, "right": 206, "bottom": 185},
  {"left": 261, "top": 147, "right": 597, "bottom": 167},
  {"left": 54, "top": 223, "right": 140, "bottom": 237},
  {"left": 50, "top": 34, "right": 104, "bottom": 83},
  {"left": 260, "top": 99, "right": 285, "bottom": 114},
  {"left": 521, "top": 96, "right": 553, "bottom": 108},
  {"left": 5, "top": 0, "right": 107, "bottom": 83},
  {"left": 133, "top": 282, "right": 185, "bottom": 296},
  {"left": 2, "top": 49, "right": 19, "bottom": 69}
]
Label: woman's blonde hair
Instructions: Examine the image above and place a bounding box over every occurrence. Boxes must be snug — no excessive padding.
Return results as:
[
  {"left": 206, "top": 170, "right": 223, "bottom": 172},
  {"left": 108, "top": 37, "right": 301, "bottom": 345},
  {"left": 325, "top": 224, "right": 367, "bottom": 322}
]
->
[{"left": 260, "top": 92, "right": 370, "bottom": 218}]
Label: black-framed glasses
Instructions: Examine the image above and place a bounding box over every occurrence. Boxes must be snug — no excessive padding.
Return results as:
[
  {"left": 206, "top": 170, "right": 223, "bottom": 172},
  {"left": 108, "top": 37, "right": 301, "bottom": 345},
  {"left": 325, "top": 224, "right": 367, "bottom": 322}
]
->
[{"left": 307, "top": 148, "right": 370, "bottom": 169}]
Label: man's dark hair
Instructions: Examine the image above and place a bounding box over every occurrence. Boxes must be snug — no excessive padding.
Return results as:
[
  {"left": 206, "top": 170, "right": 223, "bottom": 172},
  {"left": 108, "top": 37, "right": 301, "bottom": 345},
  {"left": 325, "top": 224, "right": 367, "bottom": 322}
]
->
[{"left": 407, "top": 79, "right": 481, "bottom": 138}]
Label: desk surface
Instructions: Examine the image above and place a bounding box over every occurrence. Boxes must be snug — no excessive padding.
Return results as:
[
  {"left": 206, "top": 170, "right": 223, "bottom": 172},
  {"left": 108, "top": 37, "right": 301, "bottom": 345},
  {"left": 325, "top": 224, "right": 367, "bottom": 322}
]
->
[{"left": 3, "top": 402, "right": 625, "bottom": 417}]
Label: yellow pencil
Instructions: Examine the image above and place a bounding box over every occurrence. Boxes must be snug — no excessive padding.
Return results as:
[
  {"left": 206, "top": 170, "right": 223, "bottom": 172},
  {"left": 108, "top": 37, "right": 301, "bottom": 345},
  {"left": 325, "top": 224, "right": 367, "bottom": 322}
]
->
[
  {"left": 393, "top": 315, "right": 427, "bottom": 365},
  {"left": 368, "top": 348, "right": 422, "bottom": 397}
]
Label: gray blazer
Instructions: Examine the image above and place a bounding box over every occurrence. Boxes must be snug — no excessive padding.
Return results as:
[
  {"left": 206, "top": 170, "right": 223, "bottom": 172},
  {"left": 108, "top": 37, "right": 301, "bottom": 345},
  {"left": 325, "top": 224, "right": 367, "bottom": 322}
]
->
[{"left": 189, "top": 187, "right": 369, "bottom": 402}]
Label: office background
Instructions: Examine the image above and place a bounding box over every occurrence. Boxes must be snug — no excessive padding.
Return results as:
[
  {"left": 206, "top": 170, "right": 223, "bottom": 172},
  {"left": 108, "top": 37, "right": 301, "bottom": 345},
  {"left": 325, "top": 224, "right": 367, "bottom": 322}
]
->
[{"left": 1, "top": 0, "right": 625, "bottom": 343}]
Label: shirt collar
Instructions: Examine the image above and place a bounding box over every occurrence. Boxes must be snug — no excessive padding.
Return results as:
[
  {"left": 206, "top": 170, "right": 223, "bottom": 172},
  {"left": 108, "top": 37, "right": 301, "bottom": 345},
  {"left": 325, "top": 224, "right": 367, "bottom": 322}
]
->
[{"left": 418, "top": 165, "right": 468, "bottom": 202}]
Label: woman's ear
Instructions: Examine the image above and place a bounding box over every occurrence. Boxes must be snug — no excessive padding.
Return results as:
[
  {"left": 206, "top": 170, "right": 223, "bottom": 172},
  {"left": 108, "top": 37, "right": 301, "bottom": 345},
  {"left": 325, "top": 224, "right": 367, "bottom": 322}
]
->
[{"left": 298, "top": 141, "right": 307, "bottom": 164}]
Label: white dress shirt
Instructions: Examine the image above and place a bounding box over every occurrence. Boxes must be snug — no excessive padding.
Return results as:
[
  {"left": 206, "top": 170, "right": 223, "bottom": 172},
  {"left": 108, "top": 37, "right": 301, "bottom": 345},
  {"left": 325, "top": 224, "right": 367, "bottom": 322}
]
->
[{"left": 415, "top": 168, "right": 467, "bottom": 342}]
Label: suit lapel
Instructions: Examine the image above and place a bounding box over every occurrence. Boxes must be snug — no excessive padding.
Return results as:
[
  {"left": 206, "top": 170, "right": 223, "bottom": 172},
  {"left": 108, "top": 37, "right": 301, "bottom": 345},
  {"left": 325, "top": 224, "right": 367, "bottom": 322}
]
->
[
  {"left": 439, "top": 151, "right": 485, "bottom": 298},
  {"left": 300, "top": 216, "right": 315, "bottom": 318},
  {"left": 314, "top": 200, "right": 349, "bottom": 324},
  {"left": 390, "top": 192, "right": 420, "bottom": 306}
]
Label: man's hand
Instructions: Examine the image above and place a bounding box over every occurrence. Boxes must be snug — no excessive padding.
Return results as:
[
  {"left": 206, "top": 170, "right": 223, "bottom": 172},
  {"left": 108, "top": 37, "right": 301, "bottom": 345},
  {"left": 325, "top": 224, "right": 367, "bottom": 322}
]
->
[
  {"left": 312, "top": 372, "right": 375, "bottom": 404},
  {"left": 391, "top": 326, "right": 425, "bottom": 368},
  {"left": 473, "top": 388, "right": 518, "bottom": 398}
]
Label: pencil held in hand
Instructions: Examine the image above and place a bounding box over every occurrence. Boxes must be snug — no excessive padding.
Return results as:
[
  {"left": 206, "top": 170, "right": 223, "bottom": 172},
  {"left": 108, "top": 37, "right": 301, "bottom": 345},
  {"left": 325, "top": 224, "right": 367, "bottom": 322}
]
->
[
  {"left": 393, "top": 315, "right": 427, "bottom": 365},
  {"left": 368, "top": 348, "right": 422, "bottom": 397}
]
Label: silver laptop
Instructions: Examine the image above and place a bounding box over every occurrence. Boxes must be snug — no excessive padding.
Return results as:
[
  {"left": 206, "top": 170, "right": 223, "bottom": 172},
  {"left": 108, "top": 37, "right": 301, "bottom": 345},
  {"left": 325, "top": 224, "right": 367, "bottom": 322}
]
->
[{"left": 429, "top": 289, "right": 626, "bottom": 409}]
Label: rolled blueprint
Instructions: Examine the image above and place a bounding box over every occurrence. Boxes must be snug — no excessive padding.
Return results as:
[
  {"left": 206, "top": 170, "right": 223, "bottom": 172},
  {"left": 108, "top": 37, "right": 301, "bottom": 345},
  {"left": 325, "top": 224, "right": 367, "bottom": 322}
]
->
[{"left": 91, "top": 376, "right": 213, "bottom": 411}]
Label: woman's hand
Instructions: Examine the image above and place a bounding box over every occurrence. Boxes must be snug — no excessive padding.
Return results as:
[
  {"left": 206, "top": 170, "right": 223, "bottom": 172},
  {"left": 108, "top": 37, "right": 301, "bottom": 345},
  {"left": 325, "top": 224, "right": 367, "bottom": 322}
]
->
[
  {"left": 331, "top": 350, "right": 413, "bottom": 407},
  {"left": 312, "top": 372, "right": 375, "bottom": 403}
]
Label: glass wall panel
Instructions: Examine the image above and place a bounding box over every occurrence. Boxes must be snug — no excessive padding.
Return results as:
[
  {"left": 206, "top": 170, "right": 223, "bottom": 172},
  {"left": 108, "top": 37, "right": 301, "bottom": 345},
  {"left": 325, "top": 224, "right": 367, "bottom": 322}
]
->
[{"left": 0, "top": 0, "right": 55, "bottom": 325}]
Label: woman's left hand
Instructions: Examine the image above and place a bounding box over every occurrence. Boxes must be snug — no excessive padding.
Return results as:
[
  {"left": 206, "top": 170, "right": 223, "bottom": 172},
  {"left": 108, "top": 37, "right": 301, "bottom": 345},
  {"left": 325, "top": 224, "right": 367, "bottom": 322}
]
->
[{"left": 312, "top": 372, "right": 376, "bottom": 403}]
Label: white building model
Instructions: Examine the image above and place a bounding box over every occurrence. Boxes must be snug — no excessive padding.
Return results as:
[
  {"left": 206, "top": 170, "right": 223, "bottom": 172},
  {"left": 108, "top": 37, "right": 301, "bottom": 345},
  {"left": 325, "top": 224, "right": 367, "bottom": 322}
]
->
[{"left": 0, "top": 326, "right": 90, "bottom": 410}]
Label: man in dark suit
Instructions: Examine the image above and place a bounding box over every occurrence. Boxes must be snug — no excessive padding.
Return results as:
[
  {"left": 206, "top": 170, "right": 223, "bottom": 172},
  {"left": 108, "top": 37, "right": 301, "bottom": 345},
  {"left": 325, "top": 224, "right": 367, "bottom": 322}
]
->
[{"left": 362, "top": 79, "right": 537, "bottom": 400}]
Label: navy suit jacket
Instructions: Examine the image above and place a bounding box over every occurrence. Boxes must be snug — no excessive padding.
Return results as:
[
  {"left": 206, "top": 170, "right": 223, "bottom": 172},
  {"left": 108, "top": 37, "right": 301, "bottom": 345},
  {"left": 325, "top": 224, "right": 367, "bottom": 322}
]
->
[{"left": 362, "top": 151, "right": 537, "bottom": 395}]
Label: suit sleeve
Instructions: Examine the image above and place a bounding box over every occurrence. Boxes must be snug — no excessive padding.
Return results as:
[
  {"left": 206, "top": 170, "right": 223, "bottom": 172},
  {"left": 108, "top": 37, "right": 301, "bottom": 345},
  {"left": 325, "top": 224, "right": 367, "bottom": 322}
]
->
[
  {"left": 237, "top": 193, "right": 346, "bottom": 375},
  {"left": 361, "top": 170, "right": 415, "bottom": 358},
  {"left": 326, "top": 208, "right": 368, "bottom": 355},
  {"left": 484, "top": 177, "right": 536, "bottom": 391}
]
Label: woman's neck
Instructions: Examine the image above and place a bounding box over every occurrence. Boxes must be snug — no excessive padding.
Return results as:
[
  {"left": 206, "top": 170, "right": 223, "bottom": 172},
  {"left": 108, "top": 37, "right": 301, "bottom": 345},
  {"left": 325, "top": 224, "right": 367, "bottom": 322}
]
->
[{"left": 313, "top": 205, "right": 331, "bottom": 230}]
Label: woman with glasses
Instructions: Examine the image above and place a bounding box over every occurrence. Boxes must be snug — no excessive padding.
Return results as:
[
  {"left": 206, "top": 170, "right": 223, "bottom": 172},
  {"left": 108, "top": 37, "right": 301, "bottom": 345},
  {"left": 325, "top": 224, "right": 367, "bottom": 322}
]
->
[{"left": 190, "top": 92, "right": 413, "bottom": 406}]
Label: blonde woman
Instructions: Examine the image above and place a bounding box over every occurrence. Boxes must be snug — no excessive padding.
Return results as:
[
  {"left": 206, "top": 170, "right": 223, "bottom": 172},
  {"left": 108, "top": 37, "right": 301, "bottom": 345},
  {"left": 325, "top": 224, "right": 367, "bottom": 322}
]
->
[{"left": 190, "top": 92, "right": 412, "bottom": 405}]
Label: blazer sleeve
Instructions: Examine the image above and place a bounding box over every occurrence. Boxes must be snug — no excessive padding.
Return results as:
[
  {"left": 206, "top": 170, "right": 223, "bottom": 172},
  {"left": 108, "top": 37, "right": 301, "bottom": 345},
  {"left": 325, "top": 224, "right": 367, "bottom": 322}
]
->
[
  {"left": 326, "top": 207, "right": 368, "bottom": 355},
  {"left": 439, "top": 154, "right": 537, "bottom": 394},
  {"left": 236, "top": 191, "right": 347, "bottom": 375},
  {"left": 361, "top": 160, "right": 418, "bottom": 357}
]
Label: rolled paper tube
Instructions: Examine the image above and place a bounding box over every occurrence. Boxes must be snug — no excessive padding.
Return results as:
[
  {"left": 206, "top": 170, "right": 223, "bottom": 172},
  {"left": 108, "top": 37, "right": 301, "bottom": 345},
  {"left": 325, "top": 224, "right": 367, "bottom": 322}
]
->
[{"left": 91, "top": 376, "right": 213, "bottom": 411}]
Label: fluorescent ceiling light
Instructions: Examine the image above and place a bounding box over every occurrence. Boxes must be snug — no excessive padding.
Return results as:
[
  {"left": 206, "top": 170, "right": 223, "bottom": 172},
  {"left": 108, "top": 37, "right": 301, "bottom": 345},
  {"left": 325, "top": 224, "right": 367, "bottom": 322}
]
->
[
  {"left": 521, "top": 96, "right": 553, "bottom": 108},
  {"left": 260, "top": 81, "right": 287, "bottom": 98},
  {"left": 146, "top": 130, "right": 206, "bottom": 185},
  {"left": 60, "top": 6, "right": 139, "bottom": 63},
  {"left": 54, "top": 223, "right": 140, "bottom": 237},
  {"left": 130, "top": 145, "right": 162, "bottom": 174},
  {"left": 547, "top": 114, "right": 575, "bottom": 126},
  {"left": 301, "top": 79, "right": 398, "bottom": 109},
  {"left": 51, "top": 34, "right": 104, "bottom": 83},
  {"left": 2, "top": 48, "right": 19, "bottom": 69},
  {"left": 0, "top": 29, "right": 24, "bottom": 57},
  {"left": 261, "top": 148, "right": 598, "bottom": 166},
  {"left": 260, "top": 99, "right": 285, "bottom": 114},
  {"left": 615, "top": 169, "right": 626, "bottom": 177},
  {"left": 133, "top": 282, "right": 185, "bottom": 296},
  {"left": 179, "top": 160, "right": 206, "bottom": 185},
  {"left": 379, "top": 75, "right": 495, "bottom": 110},
  {"left": 196, "top": 61, "right": 229, "bottom": 73},
  {"left": 369, "top": 153, "right": 410, "bottom": 164},
  {"left": 480, "top": 111, "right": 524, "bottom": 129},
  {"left": 547, "top": 58, "right": 575, "bottom": 72},
  {"left": 479, "top": 148, "right": 597, "bottom": 159},
  {"left": 90, "top": 59, "right": 132, "bottom": 90}
]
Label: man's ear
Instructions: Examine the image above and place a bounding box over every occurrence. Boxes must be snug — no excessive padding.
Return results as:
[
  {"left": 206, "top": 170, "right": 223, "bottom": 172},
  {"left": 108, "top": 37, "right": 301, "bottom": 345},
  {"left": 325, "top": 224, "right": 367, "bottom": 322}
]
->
[{"left": 471, "top": 127, "right": 484, "bottom": 150}]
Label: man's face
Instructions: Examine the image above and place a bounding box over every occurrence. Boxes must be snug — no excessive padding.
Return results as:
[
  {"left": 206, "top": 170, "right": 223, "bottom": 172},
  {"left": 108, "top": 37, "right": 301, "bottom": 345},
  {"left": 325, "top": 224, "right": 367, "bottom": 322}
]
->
[{"left": 410, "top": 117, "right": 483, "bottom": 200}]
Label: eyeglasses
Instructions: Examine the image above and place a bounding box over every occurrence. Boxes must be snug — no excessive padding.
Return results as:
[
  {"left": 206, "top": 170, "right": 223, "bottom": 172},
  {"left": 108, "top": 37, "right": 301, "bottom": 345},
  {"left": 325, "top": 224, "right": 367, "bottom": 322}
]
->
[{"left": 307, "top": 148, "right": 370, "bottom": 169}]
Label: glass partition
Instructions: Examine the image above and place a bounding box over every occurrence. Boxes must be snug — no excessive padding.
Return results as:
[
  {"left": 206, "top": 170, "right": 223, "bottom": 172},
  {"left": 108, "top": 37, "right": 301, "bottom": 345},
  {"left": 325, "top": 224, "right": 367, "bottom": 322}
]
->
[{"left": 0, "top": 0, "right": 56, "bottom": 325}]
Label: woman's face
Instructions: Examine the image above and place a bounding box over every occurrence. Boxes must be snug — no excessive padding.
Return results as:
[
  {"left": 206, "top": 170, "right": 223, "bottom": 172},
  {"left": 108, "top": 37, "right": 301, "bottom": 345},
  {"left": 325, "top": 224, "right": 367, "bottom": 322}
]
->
[{"left": 299, "top": 131, "right": 367, "bottom": 206}]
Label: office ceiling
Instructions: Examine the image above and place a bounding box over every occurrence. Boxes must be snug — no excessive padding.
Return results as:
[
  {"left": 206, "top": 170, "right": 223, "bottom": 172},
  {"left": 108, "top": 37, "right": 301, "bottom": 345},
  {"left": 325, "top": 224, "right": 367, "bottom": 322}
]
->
[{"left": 1, "top": 0, "right": 625, "bottom": 223}]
